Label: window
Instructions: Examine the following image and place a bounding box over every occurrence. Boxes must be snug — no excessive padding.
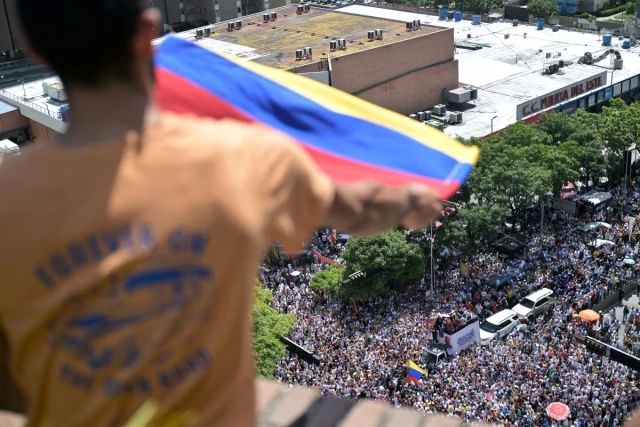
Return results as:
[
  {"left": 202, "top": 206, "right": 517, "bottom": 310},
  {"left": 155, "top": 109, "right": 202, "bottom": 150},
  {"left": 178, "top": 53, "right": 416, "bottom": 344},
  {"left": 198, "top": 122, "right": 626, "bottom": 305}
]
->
[
  {"left": 238, "top": 6, "right": 242, "bottom": 13},
  {"left": 498, "top": 320, "right": 511, "bottom": 330},
  {"left": 480, "top": 320, "right": 500, "bottom": 333},
  {"left": 519, "top": 298, "right": 535, "bottom": 309},
  {"left": 536, "top": 297, "right": 549, "bottom": 307}
]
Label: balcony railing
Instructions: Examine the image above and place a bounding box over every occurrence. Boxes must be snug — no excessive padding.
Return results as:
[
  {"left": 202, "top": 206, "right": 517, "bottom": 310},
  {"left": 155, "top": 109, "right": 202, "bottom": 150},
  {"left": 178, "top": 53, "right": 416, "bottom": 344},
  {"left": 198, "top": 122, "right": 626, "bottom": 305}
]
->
[{"left": 0, "top": 90, "right": 65, "bottom": 122}]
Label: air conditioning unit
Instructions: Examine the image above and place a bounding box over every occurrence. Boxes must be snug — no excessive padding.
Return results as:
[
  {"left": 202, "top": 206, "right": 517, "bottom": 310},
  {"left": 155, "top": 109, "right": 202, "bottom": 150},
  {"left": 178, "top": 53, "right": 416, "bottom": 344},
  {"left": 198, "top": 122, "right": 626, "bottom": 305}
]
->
[
  {"left": 263, "top": 13, "right": 270, "bottom": 23},
  {"left": 227, "top": 23, "right": 234, "bottom": 31},
  {"left": 413, "top": 20, "right": 421, "bottom": 30},
  {"left": 271, "top": 12, "right": 278, "bottom": 20},
  {"left": 303, "top": 46, "right": 313, "bottom": 58},
  {"left": 330, "top": 40, "right": 338, "bottom": 51},
  {"left": 48, "top": 83, "right": 67, "bottom": 102},
  {"left": 304, "top": 4, "right": 311, "bottom": 11},
  {"left": 449, "top": 111, "right": 463, "bottom": 123},
  {"left": 368, "top": 30, "right": 375, "bottom": 41},
  {"left": 406, "top": 22, "right": 413, "bottom": 31},
  {"left": 295, "top": 49, "right": 304, "bottom": 60},
  {"left": 196, "top": 29, "right": 204, "bottom": 38},
  {"left": 432, "top": 104, "right": 447, "bottom": 116},
  {"left": 235, "top": 20, "right": 242, "bottom": 30},
  {"left": 470, "top": 88, "right": 478, "bottom": 100},
  {"left": 297, "top": 5, "right": 304, "bottom": 14},
  {"left": 375, "top": 29, "right": 383, "bottom": 40},
  {"left": 426, "top": 120, "right": 445, "bottom": 130},
  {"left": 338, "top": 38, "right": 346, "bottom": 50},
  {"left": 417, "top": 111, "right": 426, "bottom": 121},
  {"left": 446, "top": 88, "right": 471, "bottom": 104},
  {"left": 424, "top": 111, "right": 432, "bottom": 120},
  {"left": 204, "top": 28, "right": 211, "bottom": 36}
]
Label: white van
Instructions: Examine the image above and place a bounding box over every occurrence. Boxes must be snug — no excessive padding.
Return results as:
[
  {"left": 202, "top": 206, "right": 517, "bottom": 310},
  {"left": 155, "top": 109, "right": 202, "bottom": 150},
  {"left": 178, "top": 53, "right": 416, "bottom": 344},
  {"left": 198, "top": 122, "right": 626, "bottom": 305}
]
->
[
  {"left": 0, "top": 139, "right": 20, "bottom": 157},
  {"left": 512, "top": 288, "right": 555, "bottom": 319},
  {"left": 479, "top": 309, "right": 520, "bottom": 345}
]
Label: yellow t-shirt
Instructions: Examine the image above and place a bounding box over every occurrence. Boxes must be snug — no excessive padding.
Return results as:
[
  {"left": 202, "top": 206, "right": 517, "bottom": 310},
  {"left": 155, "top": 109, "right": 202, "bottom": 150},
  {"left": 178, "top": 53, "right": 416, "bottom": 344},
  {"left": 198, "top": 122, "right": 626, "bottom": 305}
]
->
[{"left": 0, "top": 114, "right": 334, "bottom": 427}]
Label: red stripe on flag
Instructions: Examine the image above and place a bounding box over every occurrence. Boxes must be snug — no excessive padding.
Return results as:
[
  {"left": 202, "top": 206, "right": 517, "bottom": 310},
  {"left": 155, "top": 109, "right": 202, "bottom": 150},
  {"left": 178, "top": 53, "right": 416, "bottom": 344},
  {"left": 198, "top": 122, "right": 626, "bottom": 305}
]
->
[{"left": 312, "top": 249, "right": 344, "bottom": 268}]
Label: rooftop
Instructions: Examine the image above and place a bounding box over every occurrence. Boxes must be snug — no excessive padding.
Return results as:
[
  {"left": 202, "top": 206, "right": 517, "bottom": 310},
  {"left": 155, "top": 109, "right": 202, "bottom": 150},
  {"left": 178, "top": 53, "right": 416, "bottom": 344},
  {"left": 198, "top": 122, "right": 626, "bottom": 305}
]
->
[
  {"left": 340, "top": 5, "right": 640, "bottom": 138},
  {"left": 159, "top": 5, "right": 440, "bottom": 70}
]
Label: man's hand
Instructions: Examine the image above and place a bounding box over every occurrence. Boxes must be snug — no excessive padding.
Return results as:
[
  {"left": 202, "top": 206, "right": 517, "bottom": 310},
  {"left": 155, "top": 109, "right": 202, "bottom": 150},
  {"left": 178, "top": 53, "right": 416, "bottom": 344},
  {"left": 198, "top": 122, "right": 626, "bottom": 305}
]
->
[{"left": 326, "top": 181, "right": 443, "bottom": 236}]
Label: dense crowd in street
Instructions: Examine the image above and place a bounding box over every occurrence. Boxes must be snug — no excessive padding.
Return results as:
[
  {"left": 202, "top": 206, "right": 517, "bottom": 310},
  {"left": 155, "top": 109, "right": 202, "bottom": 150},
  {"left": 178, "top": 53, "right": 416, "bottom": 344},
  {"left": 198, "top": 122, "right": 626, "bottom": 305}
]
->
[{"left": 258, "top": 185, "right": 640, "bottom": 426}]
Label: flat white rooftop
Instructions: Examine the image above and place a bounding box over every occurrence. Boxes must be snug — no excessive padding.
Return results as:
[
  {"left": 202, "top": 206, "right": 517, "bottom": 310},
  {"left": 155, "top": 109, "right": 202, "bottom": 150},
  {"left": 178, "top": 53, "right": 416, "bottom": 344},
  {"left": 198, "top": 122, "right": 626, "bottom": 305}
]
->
[
  {"left": 0, "top": 76, "right": 68, "bottom": 133},
  {"left": 340, "top": 5, "right": 640, "bottom": 138}
]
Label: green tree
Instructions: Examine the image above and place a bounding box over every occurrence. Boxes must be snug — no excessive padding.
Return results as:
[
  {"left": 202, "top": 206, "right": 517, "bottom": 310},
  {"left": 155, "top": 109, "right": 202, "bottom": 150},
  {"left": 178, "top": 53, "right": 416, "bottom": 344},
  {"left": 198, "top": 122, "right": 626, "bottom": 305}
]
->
[
  {"left": 341, "top": 230, "right": 425, "bottom": 301},
  {"left": 310, "top": 265, "right": 343, "bottom": 297},
  {"left": 253, "top": 283, "right": 295, "bottom": 377},
  {"left": 528, "top": 0, "right": 559, "bottom": 18}
]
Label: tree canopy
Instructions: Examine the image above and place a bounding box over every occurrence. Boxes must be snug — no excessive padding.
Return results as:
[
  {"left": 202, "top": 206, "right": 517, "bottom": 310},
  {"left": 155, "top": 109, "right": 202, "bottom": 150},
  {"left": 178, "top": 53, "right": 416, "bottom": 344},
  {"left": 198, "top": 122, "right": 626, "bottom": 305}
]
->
[
  {"left": 441, "top": 101, "right": 639, "bottom": 253},
  {"left": 528, "top": 0, "right": 559, "bottom": 18},
  {"left": 310, "top": 265, "right": 343, "bottom": 297},
  {"left": 253, "top": 282, "right": 294, "bottom": 377},
  {"left": 340, "top": 230, "right": 425, "bottom": 301}
]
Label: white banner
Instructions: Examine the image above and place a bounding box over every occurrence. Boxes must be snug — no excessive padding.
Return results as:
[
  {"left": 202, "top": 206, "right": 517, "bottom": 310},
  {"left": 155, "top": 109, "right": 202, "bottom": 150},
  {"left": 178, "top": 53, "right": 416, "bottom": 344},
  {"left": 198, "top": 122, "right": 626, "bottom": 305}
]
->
[{"left": 444, "top": 320, "right": 480, "bottom": 354}]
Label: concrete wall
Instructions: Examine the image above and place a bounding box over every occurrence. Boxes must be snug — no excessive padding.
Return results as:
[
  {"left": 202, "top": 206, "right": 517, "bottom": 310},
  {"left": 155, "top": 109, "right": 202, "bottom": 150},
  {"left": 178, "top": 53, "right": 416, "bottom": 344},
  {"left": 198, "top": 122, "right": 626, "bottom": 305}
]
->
[
  {"left": 28, "top": 118, "right": 59, "bottom": 143},
  {"left": 290, "top": 29, "right": 458, "bottom": 115},
  {"left": 0, "top": 109, "right": 26, "bottom": 132}
]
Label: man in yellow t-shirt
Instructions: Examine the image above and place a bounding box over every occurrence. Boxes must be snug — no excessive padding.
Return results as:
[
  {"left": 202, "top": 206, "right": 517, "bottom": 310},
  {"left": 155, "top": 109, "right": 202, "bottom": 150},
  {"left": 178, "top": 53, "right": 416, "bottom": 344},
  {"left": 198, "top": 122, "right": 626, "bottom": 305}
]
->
[{"left": 0, "top": 1, "right": 443, "bottom": 426}]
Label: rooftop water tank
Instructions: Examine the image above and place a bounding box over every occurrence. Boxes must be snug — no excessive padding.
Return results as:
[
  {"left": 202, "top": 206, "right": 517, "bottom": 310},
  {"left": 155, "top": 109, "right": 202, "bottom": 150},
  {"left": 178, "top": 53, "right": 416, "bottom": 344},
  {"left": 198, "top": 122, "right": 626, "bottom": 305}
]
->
[
  {"left": 439, "top": 8, "right": 448, "bottom": 20},
  {"left": 602, "top": 33, "right": 612, "bottom": 46},
  {"left": 472, "top": 15, "right": 481, "bottom": 25},
  {"left": 537, "top": 19, "right": 544, "bottom": 30},
  {"left": 454, "top": 11, "right": 462, "bottom": 22}
]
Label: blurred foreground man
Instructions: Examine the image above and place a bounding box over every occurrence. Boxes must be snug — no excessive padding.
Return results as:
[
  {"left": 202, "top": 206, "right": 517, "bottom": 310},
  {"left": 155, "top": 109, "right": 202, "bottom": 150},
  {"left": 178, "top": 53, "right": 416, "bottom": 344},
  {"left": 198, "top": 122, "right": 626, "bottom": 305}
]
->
[{"left": 0, "top": 1, "right": 442, "bottom": 426}]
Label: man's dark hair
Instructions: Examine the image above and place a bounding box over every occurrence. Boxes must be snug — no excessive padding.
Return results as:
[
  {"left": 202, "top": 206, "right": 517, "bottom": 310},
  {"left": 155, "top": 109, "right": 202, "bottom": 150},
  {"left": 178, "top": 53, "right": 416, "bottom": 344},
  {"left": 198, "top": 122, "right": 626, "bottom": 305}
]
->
[{"left": 17, "top": 0, "right": 149, "bottom": 86}]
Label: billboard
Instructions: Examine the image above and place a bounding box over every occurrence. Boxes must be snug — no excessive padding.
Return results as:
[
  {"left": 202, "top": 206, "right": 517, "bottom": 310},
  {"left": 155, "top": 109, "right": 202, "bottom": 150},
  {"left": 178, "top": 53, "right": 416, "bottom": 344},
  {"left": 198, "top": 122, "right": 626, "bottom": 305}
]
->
[
  {"left": 444, "top": 320, "right": 480, "bottom": 354},
  {"left": 517, "top": 71, "right": 607, "bottom": 120}
]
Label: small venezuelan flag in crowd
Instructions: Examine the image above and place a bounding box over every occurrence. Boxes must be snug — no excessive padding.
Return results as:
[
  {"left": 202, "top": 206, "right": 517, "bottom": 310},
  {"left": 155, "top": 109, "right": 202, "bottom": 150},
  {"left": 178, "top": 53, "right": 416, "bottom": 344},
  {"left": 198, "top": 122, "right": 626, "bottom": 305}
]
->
[
  {"left": 154, "top": 37, "right": 479, "bottom": 199},
  {"left": 406, "top": 360, "right": 427, "bottom": 384}
]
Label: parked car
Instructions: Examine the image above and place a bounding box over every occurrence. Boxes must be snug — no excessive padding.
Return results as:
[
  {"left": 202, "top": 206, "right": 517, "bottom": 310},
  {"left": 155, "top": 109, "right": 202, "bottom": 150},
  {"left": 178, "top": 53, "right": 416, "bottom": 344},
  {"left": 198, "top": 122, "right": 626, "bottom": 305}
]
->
[
  {"left": 512, "top": 288, "right": 555, "bottom": 320},
  {"left": 479, "top": 309, "right": 520, "bottom": 345}
]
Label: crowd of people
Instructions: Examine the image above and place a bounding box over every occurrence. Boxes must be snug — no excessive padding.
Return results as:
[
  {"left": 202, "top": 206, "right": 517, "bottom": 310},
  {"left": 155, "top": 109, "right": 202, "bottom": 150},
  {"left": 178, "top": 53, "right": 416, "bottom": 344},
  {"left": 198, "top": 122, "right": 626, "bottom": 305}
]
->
[{"left": 258, "top": 184, "right": 640, "bottom": 426}]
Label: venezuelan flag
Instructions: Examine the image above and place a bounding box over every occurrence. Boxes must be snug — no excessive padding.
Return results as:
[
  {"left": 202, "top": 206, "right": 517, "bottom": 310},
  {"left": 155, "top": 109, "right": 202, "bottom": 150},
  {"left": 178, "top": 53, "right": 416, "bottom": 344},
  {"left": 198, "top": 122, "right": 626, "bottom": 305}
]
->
[
  {"left": 154, "top": 37, "right": 479, "bottom": 199},
  {"left": 406, "top": 360, "right": 427, "bottom": 384}
]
